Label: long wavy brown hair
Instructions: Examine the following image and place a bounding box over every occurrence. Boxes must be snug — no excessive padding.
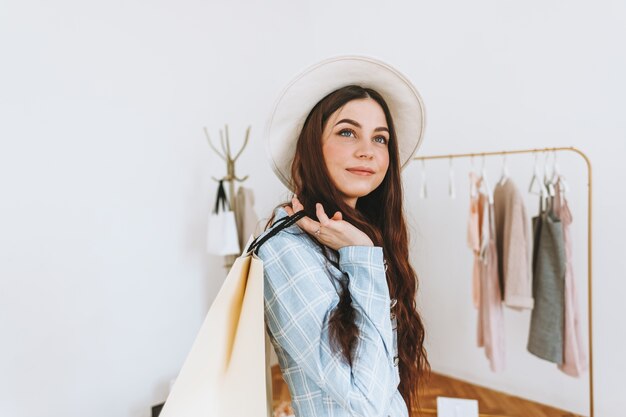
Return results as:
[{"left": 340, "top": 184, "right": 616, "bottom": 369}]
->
[{"left": 269, "top": 85, "right": 429, "bottom": 413}]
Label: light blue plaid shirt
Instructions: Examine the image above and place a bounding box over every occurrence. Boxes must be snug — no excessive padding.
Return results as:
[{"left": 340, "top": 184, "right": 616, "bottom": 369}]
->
[{"left": 258, "top": 208, "right": 407, "bottom": 417}]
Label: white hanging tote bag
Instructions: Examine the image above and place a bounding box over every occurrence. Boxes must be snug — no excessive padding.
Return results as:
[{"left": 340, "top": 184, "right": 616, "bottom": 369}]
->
[
  {"left": 207, "top": 180, "right": 241, "bottom": 256},
  {"left": 160, "top": 211, "right": 305, "bottom": 417}
]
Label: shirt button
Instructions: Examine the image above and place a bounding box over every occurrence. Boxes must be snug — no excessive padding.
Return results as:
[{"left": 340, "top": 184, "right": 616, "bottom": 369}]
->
[
  {"left": 393, "top": 356, "right": 399, "bottom": 367},
  {"left": 390, "top": 298, "right": 397, "bottom": 309}
]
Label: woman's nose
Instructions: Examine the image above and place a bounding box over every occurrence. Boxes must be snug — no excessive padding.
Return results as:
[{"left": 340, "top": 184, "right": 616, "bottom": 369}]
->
[{"left": 356, "top": 141, "right": 375, "bottom": 159}]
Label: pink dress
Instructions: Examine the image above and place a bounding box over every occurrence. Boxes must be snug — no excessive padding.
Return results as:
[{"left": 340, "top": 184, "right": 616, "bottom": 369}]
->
[
  {"left": 555, "top": 183, "right": 588, "bottom": 377},
  {"left": 469, "top": 173, "right": 505, "bottom": 372},
  {"left": 467, "top": 172, "right": 481, "bottom": 309}
]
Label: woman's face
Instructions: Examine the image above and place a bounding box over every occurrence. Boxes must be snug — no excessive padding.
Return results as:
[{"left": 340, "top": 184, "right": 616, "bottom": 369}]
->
[{"left": 321, "top": 98, "right": 390, "bottom": 208}]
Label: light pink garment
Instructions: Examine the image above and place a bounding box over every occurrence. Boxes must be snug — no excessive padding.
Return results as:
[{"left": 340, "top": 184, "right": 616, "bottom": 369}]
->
[
  {"left": 467, "top": 172, "right": 481, "bottom": 309},
  {"left": 470, "top": 174, "right": 505, "bottom": 372},
  {"left": 478, "top": 191, "right": 506, "bottom": 372},
  {"left": 555, "top": 184, "right": 588, "bottom": 377}
]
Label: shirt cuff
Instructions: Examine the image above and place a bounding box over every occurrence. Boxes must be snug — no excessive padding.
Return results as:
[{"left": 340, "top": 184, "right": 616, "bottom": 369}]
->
[{"left": 337, "top": 245, "right": 384, "bottom": 268}]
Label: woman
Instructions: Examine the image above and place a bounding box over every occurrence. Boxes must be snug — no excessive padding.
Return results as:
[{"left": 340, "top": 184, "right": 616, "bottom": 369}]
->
[{"left": 257, "top": 56, "right": 429, "bottom": 417}]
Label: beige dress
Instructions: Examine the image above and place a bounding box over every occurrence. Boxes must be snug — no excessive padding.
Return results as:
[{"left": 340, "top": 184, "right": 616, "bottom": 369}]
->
[
  {"left": 493, "top": 179, "right": 534, "bottom": 310},
  {"left": 235, "top": 187, "right": 261, "bottom": 251}
]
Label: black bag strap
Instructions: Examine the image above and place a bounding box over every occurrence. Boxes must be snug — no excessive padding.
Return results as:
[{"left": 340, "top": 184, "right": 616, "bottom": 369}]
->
[
  {"left": 213, "top": 180, "right": 230, "bottom": 214},
  {"left": 246, "top": 211, "right": 305, "bottom": 255}
]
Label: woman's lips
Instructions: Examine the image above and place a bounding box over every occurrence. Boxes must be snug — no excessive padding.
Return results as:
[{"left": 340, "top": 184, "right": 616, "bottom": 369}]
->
[{"left": 346, "top": 168, "right": 375, "bottom": 176}]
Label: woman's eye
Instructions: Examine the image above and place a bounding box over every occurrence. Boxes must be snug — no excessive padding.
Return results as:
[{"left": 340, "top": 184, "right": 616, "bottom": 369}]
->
[
  {"left": 338, "top": 129, "right": 355, "bottom": 138},
  {"left": 374, "top": 136, "right": 388, "bottom": 144}
]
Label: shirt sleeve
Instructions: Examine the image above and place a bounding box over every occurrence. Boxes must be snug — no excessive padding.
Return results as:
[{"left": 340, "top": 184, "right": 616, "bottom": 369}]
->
[{"left": 259, "top": 235, "right": 399, "bottom": 417}]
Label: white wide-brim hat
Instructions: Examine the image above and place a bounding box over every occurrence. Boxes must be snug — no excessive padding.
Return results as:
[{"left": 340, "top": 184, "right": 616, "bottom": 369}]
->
[{"left": 265, "top": 55, "right": 426, "bottom": 190}]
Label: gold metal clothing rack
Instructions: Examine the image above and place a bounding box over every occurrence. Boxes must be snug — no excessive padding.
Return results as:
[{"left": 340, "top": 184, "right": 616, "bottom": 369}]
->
[{"left": 413, "top": 146, "right": 594, "bottom": 417}]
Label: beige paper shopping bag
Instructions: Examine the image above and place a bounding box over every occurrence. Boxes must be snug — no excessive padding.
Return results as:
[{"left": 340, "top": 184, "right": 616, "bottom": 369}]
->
[
  {"left": 160, "top": 252, "right": 271, "bottom": 417},
  {"left": 161, "top": 211, "right": 304, "bottom": 417}
]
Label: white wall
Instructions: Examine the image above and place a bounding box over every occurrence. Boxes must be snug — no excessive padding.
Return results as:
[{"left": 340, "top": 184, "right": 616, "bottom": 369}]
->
[{"left": 1, "top": 1, "right": 624, "bottom": 417}]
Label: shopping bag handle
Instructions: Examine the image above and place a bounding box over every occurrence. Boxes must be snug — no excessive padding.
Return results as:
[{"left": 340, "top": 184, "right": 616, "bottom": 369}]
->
[
  {"left": 213, "top": 180, "right": 230, "bottom": 214},
  {"left": 246, "top": 211, "right": 305, "bottom": 255}
]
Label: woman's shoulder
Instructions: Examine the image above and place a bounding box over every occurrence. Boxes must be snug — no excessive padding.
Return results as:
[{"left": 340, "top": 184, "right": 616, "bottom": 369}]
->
[
  {"left": 258, "top": 207, "right": 344, "bottom": 298},
  {"left": 256, "top": 206, "right": 310, "bottom": 250},
  {"left": 257, "top": 207, "right": 337, "bottom": 268}
]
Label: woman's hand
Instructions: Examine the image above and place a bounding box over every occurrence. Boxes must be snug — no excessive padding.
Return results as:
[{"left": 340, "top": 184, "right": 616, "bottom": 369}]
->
[{"left": 284, "top": 196, "right": 374, "bottom": 250}]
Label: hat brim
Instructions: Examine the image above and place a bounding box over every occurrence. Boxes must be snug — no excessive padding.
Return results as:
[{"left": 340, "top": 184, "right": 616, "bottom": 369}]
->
[{"left": 265, "top": 55, "right": 426, "bottom": 190}]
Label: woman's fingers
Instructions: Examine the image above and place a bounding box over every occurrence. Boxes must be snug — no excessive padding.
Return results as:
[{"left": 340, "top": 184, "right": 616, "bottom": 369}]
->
[
  {"left": 299, "top": 216, "right": 320, "bottom": 235},
  {"left": 290, "top": 196, "right": 310, "bottom": 230},
  {"left": 287, "top": 197, "right": 320, "bottom": 235},
  {"left": 287, "top": 198, "right": 340, "bottom": 240},
  {"left": 291, "top": 195, "right": 304, "bottom": 211},
  {"left": 292, "top": 195, "right": 304, "bottom": 212},
  {"left": 316, "top": 203, "right": 330, "bottom": 225},
  {"left": 284, "top": 199, "right": 371, "bottom": 249}
]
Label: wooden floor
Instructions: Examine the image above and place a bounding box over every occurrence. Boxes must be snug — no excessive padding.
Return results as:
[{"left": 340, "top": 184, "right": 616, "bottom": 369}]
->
[{"left": 271, "top": 365, "right": 583, "bottom": 417}]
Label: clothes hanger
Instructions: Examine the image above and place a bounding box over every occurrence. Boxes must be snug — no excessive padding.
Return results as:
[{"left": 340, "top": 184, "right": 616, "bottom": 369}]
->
[
  {"left": 498, "top": 154, "right": 510, "bottom": 186},
  {"left": 558, "top": 174, "right": 571, "bottom": 197},
  {"left": 543, "top": 151, "right": 556, "bottom": 197},
  {"left": 479, "top": 155, "right": 493, "bottom": 204},
  {"left": 548, "top": 150, "right": 570, "bottom": 197},
  {"left": 528, "top": 152, "right": 549, "bottom": 197},
  {"left": 551, "top": 150, "right": 571, "bottom": 200},
  {"left": 548, "top": 150, "right": 559, "bottom": 191}
]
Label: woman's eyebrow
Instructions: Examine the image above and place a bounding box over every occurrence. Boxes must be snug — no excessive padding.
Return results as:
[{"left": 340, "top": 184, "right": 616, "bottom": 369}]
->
[{"left": 335, "top": 118, "right": 389, "bottom": 133}]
